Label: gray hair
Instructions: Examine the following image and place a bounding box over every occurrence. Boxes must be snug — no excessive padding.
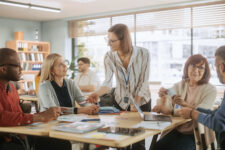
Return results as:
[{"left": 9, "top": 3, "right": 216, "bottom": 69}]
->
[{"left": 215, "top": 45, "right": 225, "bottom": 62}]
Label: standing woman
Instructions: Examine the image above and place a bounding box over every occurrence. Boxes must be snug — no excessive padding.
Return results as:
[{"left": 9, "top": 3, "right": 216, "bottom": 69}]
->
[
  {"left": 39, "top": 53, "right": 99, "bottom": 115},
  {"left": 88, "top": 24, "right": 151, "bottom": 150}
]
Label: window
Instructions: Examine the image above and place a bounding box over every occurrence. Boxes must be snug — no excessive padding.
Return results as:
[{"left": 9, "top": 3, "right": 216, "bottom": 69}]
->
[
  {"left": 69, "top": 2, "right": 225, "bottom": 86},
  {"left": 192, "top": 4, "right": 225, "bottom": 85}
]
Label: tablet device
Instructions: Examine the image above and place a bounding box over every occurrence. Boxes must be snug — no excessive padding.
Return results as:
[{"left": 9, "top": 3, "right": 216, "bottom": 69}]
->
[{"left": 97, "top": 127, "right": 145, "bottom": 136}]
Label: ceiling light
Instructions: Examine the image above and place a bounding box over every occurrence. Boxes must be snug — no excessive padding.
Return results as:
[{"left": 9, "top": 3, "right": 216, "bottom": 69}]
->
[
  {"left": 73, "top": 0, "right": 96, "bottom": 3},
  {"left": 30, "top": 6, "right": 61, "bottom": 13},
  {"left": 0, "top": 0, "right": 29, "bottom": 8},
  {"left": 0, "top": 0, "right": 61, "bottom": 13}
]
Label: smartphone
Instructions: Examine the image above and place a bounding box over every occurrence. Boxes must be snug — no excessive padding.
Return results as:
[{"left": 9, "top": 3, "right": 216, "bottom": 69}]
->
[{"left": 97, "top": 127, "right": 145, "bottom": 136}]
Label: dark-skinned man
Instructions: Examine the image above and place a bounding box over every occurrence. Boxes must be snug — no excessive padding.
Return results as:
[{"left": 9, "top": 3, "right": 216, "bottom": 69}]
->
[{"left": 0, "top": 48, "right": 71, "bottom": 150}]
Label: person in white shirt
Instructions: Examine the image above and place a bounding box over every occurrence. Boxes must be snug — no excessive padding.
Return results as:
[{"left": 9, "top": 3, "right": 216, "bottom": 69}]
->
[{"left": 74, "top": 57, "right": 100, "bottom": 96}]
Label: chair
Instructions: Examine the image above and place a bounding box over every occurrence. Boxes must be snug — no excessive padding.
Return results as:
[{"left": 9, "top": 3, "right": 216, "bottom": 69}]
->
[{"left": 194, "top": 122, "right": 216, "bottom": 150}]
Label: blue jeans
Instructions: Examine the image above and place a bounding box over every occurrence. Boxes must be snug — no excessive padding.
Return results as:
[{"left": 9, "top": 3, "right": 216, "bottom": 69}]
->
[{"left": 153, "top": 129, "right": 196, "bottom": 150}]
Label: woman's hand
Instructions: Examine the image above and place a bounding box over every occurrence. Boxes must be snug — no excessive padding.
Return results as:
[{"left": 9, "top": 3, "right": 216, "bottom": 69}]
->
[
  {"left": 130, "top": 104, "right": 138, "bottom": 112},
  {"left": 172, "top": 95, "right": 186, "bottom": 107},
  {"left": 158, "top": 87, "right": 168, "bottom": 98},
  {"left": 78, "top": 105, "right": 100, "bottom": 115},
  {"left": 152, "top": 105, "right": 172, "bottom": 115},
  {"left": 87, "top": 92, "right": 99, "bottom": 103}
]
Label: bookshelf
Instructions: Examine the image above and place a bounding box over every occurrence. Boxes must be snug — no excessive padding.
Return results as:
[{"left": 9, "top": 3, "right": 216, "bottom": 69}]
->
[{"left": 6, "top": 40, "right": 50, "bottom": 93}]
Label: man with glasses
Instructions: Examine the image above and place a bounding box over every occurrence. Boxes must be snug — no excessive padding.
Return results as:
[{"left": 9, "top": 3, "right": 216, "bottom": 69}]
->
[
  {"left": 0, "top": 48, "right": 71, "bottom": 150},
  {"left": 178, "top": 45, "right": 225, "bottom": 149},
  {"left": 74, "top": 57, "right": 100, "bottom": 96}
]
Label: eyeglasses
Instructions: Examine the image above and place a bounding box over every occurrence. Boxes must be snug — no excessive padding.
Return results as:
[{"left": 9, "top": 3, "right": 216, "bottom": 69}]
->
[
  {"left": 190, "top": 64, "right": 205, "bottom": 71},
  {"left": 104, "top": 37, "right": 120, "bottom": 44},
  {"left": 0, "top": 64, "right": 21, "bottom": 68}
]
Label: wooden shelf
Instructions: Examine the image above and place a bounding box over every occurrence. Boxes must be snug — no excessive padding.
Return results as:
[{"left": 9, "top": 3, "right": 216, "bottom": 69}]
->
[
  {"left": 18, "top": 80, "right": 34, "bottom": 82},
  {"left": 22, "top": 70, "right": 39, "bottom": 74},
  {"left": 17, "top": 51, "right": 48, "bottom": 54},
  {"left": 22, "top": 61, "right": 43, "bottom": 64},
  {"left": 6, "top": 40, "right": 50, "bottom": 92}
]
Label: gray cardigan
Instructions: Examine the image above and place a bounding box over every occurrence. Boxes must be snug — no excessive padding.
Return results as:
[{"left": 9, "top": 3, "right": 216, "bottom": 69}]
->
[{"left": 39, "top": 79, "right": 89, "bottom": 112}]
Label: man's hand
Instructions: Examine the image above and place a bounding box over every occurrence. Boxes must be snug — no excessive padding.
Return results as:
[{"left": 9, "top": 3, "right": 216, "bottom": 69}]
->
[
  {"left": 178, "top": 107, "right": 192, "bottom": 119},
  {"left": 78, "top": 105, "right": 100, "bottom": 115},
  {"left": 178, "top": 107, "right": 200, "bottom": 119},
  {"left": 87, "top": 92, "right": 99, "bottom": 103},
  {"left": 33, "top": 107, "right": 62, "bottom": 122}
]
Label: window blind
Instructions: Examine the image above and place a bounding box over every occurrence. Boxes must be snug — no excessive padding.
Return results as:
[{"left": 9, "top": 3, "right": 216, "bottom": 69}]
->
[
  {"left": 136, "top": 8, "right": 191, "bottom": 31},
  {"left": 69, "top": 17, "right": 111, "bottom": 38},
  {"left": 193, "top": 4, "right": 225, "bottom": 27},
  {"left": 112, "top": 15, "right": 135, "bottom": 32}
]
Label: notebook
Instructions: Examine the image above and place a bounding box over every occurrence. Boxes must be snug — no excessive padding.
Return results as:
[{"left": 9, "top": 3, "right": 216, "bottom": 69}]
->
[{"left": 98, "top": 106, "right": 120, "bottom": 114}]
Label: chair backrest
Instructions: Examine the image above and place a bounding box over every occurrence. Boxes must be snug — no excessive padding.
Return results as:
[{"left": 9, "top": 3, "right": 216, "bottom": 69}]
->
[{"left": 194, "top": 121, "right": 216, "bottom": 150}]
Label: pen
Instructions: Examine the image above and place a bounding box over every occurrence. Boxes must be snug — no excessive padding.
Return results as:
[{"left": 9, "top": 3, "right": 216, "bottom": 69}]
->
[{"left": 81, "top": 119, "right": 100, "bottom": 122}]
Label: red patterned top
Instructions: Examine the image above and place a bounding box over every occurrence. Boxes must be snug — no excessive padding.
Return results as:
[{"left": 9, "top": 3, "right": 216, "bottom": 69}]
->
[{"left": 0, "top": 81, "right": 33, "bottom": 126}]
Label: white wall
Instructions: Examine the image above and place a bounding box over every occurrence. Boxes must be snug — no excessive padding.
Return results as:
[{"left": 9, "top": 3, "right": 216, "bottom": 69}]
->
[
  {"left": 0, "top": 17, "right": 41, "bottom": 48},
  {"left": 41, "top": 20, "right": 72, "bottom": 61}
]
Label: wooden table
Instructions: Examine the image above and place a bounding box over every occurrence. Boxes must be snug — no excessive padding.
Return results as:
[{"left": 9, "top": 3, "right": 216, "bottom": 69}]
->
[
  {"left": 19, "top": 95, "right": 39, "bottom": 113},
  {"left": 0, "top": 112, "right": 190, "bottom": 149},
  {"left": 50, "top": 112, "right": 190, "bottom": 148}
]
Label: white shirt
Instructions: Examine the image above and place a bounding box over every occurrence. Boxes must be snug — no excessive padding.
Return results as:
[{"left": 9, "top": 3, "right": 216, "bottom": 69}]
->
[
  {"left": 102, "top": 46, "right": 151, "bottom": 110},
  {"left": 74, "top": 70, "right": 100, "bottom": 96}
]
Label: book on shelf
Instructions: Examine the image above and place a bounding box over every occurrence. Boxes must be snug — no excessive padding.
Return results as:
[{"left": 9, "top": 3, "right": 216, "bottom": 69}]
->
[
  {"left": 39, "top": 53, "right": 44, "bottom": 61},
  {"left": 30, "top": 53, "right": 35, "bottom": 61},
  {"left": 22, "top": 81, "right": 35, "bottom": 91}
]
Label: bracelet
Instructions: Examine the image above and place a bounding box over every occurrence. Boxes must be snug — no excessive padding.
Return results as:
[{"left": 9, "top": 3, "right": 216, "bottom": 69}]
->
[{"left": 190, "top": 109, "right": 194, "bottom": 119}]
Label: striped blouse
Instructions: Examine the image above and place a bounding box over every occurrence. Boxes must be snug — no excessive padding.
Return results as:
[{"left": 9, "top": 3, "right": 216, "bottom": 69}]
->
[{"left": 102, "top": 46, "right": 151, "bottom": 110}]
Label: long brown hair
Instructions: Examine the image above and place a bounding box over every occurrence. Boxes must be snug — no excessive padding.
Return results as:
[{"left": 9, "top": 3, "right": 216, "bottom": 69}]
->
[
  {"left": 182, "top": 54, "right": 210, "bottom": 85},
  {"left": 108, "top": 24, "right": 132, "bottom": 54}
]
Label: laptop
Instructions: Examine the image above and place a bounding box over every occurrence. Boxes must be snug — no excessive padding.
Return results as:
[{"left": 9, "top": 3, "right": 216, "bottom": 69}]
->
[{"left": 129, "top": 97, "right": 171, "bottom": 122}]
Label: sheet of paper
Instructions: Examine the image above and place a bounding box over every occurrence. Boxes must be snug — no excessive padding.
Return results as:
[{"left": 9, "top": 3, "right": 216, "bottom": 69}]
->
[{"left": 133, "top": 121, "right": 171, "bottom": 130}]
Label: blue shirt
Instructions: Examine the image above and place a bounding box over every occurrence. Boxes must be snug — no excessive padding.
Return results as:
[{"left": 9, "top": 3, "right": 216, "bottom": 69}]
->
[{"left": 197, "top": 92, "right": 225, "bottom": 148}]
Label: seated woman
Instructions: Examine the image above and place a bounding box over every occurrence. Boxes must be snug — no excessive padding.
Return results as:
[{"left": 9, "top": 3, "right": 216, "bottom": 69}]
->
[
  {"left": 39, "top": 53, "right": 99, "bottom": 115},
  {"left": 152, "top": 54, "right": 217, "bottom": 150}
]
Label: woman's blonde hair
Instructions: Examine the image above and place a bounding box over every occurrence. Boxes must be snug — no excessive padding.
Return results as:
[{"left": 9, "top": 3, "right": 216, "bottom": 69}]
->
[{"left": 40, "top": 53, "right": 62, "bottom": 82}]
